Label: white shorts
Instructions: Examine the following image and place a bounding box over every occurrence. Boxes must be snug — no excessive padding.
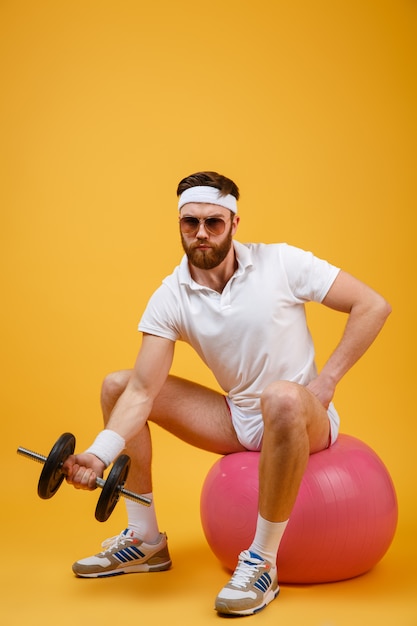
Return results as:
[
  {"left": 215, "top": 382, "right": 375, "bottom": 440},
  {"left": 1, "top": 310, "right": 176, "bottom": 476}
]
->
[{"left": 225, "top": 396, "right": 340, "bottom": 452}]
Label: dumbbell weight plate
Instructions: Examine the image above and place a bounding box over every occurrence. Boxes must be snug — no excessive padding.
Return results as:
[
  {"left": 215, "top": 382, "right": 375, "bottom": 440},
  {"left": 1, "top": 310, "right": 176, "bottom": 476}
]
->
[
  {"left": 38, "top": 432, "right": 76, "bottom": 500},
  {"left": 95, "top": 454, "right": 131, "bottom": 522}
]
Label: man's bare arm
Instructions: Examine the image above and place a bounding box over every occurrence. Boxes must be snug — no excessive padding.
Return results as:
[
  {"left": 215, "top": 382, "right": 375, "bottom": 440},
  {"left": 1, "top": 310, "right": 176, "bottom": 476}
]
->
[{"left": 306, "top": 270, "right": 391, "bottom": 407}]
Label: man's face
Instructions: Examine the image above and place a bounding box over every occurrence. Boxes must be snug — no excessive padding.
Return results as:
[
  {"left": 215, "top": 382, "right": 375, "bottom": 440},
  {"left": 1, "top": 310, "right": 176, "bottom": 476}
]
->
[{"left": 179, "top": 203, "right": 237, "bottom": 270}]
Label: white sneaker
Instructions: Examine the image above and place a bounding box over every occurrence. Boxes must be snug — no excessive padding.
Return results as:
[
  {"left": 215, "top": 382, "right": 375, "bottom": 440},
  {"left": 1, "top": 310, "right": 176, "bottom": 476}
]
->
[
  {"left": 215, "top": 550, "right": 279, "bottom": 616},
  {"left": 72, "top": 529, "right": 171, "bottom": 578}
]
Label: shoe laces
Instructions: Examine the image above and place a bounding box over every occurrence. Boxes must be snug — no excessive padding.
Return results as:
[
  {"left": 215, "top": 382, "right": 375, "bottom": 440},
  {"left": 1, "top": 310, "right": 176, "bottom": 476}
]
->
[
  {"left": 230, "top": 551, "right": 267, "bottom": 589},
  {"left": 100, "top": 530, "right": 131, "bottom": 554}
]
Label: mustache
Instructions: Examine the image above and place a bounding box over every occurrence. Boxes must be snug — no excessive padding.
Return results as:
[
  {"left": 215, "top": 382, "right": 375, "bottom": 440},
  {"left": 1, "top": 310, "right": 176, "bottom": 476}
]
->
[{"left": 189, "top": 241, "right": 215, "bottom": 250}]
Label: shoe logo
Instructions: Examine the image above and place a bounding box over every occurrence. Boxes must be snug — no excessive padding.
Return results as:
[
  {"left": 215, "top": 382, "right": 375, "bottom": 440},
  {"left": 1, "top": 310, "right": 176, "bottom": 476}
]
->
[
  {"left": 114, "top": 546, "right": 145, "bottom": 564},
  {"left": 254, "top": 572, "right": 272, "bottom": 593}
]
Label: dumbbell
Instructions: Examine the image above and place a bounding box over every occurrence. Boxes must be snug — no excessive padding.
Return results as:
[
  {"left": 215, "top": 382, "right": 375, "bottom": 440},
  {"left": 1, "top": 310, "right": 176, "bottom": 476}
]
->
[{"left": 17, "top": 432, "right": 151, "bottom": 522}]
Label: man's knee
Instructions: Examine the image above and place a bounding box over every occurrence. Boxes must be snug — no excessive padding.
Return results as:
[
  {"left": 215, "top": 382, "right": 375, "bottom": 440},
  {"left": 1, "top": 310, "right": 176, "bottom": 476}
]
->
[
  {"left": 261, "top": 381, "right": 306, "bottom": 434},
  {"left": 101, "top": 370, "right": 131, "bottom": 418}
]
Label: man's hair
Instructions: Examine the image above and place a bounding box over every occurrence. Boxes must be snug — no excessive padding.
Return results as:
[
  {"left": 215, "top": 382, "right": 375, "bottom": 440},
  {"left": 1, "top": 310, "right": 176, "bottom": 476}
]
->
[{"left": 176, "top": 171, "right": 240, "bottom": 200}]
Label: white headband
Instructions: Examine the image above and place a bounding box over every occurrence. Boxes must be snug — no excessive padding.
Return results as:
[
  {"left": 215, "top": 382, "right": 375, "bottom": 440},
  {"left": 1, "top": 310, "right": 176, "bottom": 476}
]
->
[{"left": 178, "top": 186, "right": 238, "bottom": 213}]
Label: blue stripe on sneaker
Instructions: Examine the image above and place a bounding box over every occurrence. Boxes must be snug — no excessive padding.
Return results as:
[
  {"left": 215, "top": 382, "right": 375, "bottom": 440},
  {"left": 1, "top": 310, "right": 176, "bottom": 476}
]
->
[
  {"left": 254, "top": 572, "right": 272, "bottom": 592},
  {"left": 120, "top": 549, "right": 135, "bottom": 562},
  {"left": 125, "top": 546, "right": 145, "bottom": 559},
  {"left": 114, "top": 546, "right": 145, "bottom": 563},
  {"left": 254, "top": 581, "right": 265, "bottom": 592}
]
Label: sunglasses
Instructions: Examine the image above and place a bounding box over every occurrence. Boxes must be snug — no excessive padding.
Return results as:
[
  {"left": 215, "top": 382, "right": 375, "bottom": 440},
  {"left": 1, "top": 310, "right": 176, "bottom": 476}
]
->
[{"left": 179, "top": 216, "right": 228, "bottom": 236}]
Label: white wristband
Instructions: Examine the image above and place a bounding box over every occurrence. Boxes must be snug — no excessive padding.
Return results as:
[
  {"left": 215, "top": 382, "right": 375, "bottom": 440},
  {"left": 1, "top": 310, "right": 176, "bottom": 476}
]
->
[{"left": 84, "top": 430, "right": 126, "bottom": 468}]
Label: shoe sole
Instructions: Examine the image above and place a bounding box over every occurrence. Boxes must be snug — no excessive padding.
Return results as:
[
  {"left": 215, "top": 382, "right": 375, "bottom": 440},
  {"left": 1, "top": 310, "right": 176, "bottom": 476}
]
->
[
  {"left": 215, "top": 586, "right": 279, "bottom": 616},
  {"left": 73, "top": 560, "right": 172, "bottom": 578}
]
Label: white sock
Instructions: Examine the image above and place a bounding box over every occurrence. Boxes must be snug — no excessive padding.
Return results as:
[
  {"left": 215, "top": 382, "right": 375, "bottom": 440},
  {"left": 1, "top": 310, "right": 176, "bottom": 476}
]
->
[
  {"left": 249, "top": 514, "right": 289, "bottom": 564},
  {"left": 125, "top": 495, "right": 160, "bottom": 544}
]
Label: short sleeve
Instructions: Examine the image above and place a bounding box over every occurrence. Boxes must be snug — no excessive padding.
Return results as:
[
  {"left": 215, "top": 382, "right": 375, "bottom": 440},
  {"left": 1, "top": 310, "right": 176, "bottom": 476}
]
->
[
  {"left": 280, "top": 244, "right": 340, "bottom": 303},
  {"left": 138, "top": 284, "right": 181, "bottom": 341}
]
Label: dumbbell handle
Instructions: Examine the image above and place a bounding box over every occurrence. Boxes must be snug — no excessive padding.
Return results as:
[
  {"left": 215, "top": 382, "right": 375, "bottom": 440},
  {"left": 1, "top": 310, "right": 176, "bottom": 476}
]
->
[{"left": 17, "top": 446, "right": 151, "bottom": 507}]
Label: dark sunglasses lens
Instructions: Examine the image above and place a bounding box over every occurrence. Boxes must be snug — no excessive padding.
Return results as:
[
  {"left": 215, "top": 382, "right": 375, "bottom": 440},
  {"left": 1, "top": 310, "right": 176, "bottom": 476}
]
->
[
  {"left": 180, "top": 217, "right": 226, "bottom": 235},
  {"left": 180, "top": 217, "right": 200, "bottom": 233},
  {"left": 205, "top": 218, "right": 225, "bottom": 234}
]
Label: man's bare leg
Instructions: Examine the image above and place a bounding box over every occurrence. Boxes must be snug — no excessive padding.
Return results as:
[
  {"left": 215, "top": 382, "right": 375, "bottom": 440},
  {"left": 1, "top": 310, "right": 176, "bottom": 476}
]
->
[
  {"left": 101, "top": 371, "right": 246, "bottom": 493},
  {"left": 258, "top": 380, "right": 330, "bottom": 522},
  {"left": 215, "top": 380, "right": 331, "bottom": 616}
]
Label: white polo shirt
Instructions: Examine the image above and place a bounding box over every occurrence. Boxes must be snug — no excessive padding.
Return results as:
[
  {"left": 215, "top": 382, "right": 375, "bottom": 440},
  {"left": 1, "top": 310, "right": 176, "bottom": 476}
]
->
[{"left": 138, "top": 241, "right": 340, "bottom": 413}]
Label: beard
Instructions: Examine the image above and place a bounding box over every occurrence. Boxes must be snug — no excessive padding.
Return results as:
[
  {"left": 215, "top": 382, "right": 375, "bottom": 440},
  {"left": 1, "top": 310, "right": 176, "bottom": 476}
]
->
[{"left": 181, "top": 222, "right": 234, "bottom": 270}]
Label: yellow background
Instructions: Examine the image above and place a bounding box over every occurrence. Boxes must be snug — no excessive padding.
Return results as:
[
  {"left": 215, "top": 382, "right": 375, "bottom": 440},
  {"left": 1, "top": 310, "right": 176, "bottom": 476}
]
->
[{"left": 1, "top": 1, "right": 416, "bottom": 624}]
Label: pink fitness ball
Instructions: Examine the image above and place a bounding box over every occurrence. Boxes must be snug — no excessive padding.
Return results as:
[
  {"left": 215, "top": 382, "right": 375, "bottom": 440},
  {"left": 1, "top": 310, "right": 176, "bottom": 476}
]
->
[{"left": 200, "top": 434, "right": 398, "bottom": 583}]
